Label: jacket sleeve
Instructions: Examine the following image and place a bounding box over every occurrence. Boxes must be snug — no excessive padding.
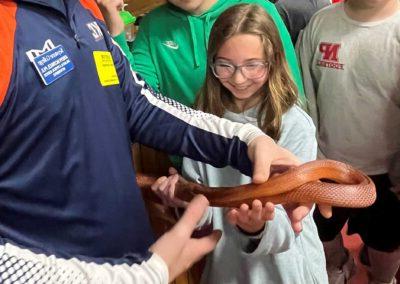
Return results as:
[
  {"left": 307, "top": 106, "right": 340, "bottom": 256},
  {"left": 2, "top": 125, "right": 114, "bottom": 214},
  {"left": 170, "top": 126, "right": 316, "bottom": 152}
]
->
[
  {"left": 130, "top": 15, "right": 160, "bottom": 92},
  {"left": 0, "top": 242, "right": 169, "bottom": 284},
  {"left": 113, "top": 32, "right": 135, "bottom": 69},
  {"left": 106, "top": 34, "right": 264, "bottom": 177},
  {"left": 235, "top": 205, "right": 296, "bottom": 255}
]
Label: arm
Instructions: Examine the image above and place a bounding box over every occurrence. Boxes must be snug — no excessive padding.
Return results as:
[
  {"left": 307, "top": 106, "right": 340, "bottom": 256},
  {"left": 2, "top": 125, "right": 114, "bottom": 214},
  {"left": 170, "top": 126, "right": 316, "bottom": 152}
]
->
[
  {"left": 107, "top": 33, "right": 296, "bottom": 177},
  {"left": 96, "top": 0, "right": 125, "bottom": 36},
  {"left": 95, "top": 1, "right": 137, "bottom": 69},
  {"left": 0, "top": 195, "right": 220, "bottom": 284},
  {"left": 296, "top": 23, "right": 319, "bottom": 128},
  {"left": 151, "top": 165, "right": 213, "bottom": 228},
  {"left": 231, "top": 108, "right": 319, "bottom": 254},
  {"left": 234, "top": 205, "right": 296, "bottom": 255},
  {"left": 130, "top": 15, "right": 161, "bottom": 91}
]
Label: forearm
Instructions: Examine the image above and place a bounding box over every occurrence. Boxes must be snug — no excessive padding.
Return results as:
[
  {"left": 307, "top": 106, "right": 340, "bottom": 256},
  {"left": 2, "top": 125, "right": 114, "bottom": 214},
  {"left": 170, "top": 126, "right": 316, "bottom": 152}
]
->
[
  {"left": 127, "top": 83, "right": 265, "bottom": 176},
  {"left": 236, "top": 206, "right": 296, "bottom": 255},
  {"left": 130, "top": 17, "right": 160, "bottom": 91},
  {"left": 97, "top": 3, "right": 125, "bottom": 36},
  {"left": 109, "top": 28, "right": 268, "bottom": 176},
  {"left": 0, "top": 242, "right": 168, "bottom": 284}
]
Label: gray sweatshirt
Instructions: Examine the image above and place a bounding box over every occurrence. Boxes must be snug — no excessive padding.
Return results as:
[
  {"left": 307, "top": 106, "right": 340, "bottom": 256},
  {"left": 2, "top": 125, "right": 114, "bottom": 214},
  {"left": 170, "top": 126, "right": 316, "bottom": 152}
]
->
[
  {"left": 297, "top": 3, "right": 400, "bottom": 175},
  {"left": 182, "top": 105, "right": 328, "bottom": 283}
]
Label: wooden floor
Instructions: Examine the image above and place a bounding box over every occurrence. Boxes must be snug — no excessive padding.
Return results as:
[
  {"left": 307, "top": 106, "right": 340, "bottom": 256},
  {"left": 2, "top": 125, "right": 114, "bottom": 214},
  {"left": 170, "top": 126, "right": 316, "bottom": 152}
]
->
[{"left": 342, "top": 224, "right": 400, "bottom": 283}]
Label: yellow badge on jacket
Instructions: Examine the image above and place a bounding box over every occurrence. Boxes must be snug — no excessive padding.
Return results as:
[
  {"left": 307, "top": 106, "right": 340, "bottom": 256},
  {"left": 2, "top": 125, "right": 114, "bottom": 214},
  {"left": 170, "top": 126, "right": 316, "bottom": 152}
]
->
[{"left": 93, "top": 51, "right": 120, "bottom": 86}]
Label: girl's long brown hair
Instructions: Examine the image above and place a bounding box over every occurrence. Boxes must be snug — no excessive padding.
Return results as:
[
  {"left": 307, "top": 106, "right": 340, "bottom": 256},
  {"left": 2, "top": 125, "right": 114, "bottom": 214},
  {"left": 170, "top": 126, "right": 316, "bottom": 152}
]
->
[{"left": 196, "top": 3, "right": 298, "bottom": 140}]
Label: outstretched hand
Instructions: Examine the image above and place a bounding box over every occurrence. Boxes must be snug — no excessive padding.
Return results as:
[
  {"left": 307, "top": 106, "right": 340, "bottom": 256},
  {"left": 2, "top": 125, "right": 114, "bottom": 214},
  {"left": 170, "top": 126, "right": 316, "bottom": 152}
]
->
[
  {"left": 149, "top": 195, "right": 221, "bottom": 282},
  {"left": 226, "top": 200, "right": 275, "bottom": 234}
]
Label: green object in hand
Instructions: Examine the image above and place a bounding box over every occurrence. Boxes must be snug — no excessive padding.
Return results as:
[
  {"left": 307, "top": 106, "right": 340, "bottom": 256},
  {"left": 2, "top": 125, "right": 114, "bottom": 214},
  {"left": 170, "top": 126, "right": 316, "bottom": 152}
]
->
[{"left": 119, "top": 10, "right": 136, "bottom": 26}]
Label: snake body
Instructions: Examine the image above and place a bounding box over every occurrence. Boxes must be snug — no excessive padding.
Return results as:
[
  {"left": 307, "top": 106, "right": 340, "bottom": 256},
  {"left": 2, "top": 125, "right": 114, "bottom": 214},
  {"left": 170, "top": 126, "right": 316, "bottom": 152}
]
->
[{"left": 137, "top": 160, "right": 376, "bottom": 208}]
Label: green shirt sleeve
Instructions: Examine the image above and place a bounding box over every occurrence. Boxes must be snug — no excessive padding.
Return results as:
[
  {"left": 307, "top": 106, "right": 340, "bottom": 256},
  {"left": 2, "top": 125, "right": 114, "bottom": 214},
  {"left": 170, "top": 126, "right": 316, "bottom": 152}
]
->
[
  {"left": 113, "top": 26, "right": 160, "bottom": 92},
  {"left": 130, "top": 18, "right": 160, "bottom": 92}
]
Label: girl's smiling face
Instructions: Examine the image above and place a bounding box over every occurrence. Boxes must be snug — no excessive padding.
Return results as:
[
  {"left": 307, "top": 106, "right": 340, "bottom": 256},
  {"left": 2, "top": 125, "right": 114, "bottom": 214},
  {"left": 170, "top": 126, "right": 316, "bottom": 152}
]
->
[{"left": 215, "top": 34, "right": 269, "bottom": 111}]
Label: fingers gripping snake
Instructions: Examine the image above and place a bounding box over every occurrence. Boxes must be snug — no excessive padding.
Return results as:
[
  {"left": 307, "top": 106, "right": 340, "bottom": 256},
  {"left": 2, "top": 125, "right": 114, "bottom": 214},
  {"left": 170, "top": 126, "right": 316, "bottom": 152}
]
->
[{"left": 137, "top": 160, "right": 376, "bottom": 208}]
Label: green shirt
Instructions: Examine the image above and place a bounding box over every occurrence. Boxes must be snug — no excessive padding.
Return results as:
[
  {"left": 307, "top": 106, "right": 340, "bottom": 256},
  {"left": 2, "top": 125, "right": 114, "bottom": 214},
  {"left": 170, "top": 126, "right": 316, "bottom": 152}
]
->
[{"left": 114, "top": 0, "right": 305, "bottom": 106}]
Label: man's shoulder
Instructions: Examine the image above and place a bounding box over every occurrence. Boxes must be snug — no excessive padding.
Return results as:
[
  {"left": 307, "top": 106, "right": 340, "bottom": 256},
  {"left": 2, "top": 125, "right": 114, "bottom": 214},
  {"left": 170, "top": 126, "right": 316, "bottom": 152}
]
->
[
  {"left": 302, "top": 3, "right": 343, "bottom": 34},
  {"left": 310, "top": 3, "right": 342, "bottom": 22}
]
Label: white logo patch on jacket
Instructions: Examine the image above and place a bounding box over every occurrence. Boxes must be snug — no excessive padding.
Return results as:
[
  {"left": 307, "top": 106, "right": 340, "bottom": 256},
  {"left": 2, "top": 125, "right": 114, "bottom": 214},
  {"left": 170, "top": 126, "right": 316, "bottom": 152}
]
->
[{"left": 87, "top": 22, "right": 103, "bottom": 41}]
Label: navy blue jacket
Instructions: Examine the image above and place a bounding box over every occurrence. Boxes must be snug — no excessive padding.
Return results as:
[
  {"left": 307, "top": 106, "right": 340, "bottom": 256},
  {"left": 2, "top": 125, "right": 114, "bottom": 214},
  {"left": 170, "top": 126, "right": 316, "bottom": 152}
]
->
[{"left": 0, "top": 0, "right": 255, "bottom": 263}]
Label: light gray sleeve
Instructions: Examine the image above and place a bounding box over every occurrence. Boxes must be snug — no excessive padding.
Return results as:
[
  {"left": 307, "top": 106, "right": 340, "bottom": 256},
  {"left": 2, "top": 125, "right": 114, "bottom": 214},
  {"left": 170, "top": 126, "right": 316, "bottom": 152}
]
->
[
  {"left": 235, "top": 108, "right": 317, "bottom": 255},
  {"left": 235, "top": 206, "right": 296, "bottom": 255},
  {"left": 296, "top": 20, "right": 319, "bottom": 131},
  {"left": 279, "top": 107, "right": 317, "bottom": 163}
]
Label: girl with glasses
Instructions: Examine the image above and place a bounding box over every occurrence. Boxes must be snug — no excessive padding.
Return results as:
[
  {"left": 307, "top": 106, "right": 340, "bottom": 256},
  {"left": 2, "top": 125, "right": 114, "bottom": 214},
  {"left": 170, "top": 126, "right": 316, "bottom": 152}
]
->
[{"left": 152, "top": 4, "right": 328, "bottom": 283}]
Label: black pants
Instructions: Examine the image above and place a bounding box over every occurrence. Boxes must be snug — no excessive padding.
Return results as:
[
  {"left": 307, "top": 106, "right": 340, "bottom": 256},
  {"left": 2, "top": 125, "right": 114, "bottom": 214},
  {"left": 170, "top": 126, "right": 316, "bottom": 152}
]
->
[{"left": 314, "top": 174, "right": 400, "bottom": 252}]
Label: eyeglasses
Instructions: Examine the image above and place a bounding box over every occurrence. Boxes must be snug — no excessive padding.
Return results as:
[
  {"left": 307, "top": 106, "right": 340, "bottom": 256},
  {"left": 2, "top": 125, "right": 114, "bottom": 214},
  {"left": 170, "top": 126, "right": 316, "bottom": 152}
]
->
[{"left": 211, "top": 60, "right": 269, "bottom": 79}]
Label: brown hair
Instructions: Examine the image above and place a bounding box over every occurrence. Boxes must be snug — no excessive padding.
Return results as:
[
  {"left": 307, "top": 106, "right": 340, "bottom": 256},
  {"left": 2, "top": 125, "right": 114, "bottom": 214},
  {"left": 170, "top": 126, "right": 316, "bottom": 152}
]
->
[{"left": 196, "top": 3, "right": 298, "bottom": 140}]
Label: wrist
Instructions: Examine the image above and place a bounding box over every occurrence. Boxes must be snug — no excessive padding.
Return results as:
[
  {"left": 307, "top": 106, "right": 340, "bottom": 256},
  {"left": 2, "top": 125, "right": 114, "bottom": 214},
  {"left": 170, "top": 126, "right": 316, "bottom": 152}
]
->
[
  {"left": 237, "top": 224, "right": 265, "bottom": 237},
  {"left": 104, "top": 13, "right": 125, "bottom": 36},
  {"left": 147, "top": 252, "right": 169, "bottom": 283}
]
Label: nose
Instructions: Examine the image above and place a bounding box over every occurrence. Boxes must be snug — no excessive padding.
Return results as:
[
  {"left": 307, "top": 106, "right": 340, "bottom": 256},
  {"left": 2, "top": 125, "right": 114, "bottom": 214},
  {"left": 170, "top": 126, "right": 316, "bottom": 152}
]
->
[{"left": 231, "top": 67, "right": 247, "bottom": 84}]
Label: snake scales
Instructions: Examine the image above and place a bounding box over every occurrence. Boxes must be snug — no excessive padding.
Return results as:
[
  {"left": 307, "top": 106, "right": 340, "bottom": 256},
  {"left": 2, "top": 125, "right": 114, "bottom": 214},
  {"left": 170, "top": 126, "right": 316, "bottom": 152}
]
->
[{"left": 137, "top": 159, "right": 376, "bottom": 208}]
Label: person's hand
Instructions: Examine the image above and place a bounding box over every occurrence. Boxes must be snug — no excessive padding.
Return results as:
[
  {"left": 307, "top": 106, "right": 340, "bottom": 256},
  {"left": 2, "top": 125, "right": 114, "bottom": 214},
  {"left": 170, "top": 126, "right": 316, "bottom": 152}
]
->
[
  {"left": 268, "top": 165, "right": 332, "bottom": 234},
  {"left": 226, "top": 200, "right": 275, "bottom": 234},
  {"left": 96, "top": 0, "right": 124, "bottom": 10},
  {"left": 149, "top": 195, "right": 222, "bottom": 282},
  {"left": 151, "top": 167, "right": 188, "bottom": 208},
  {"left": 95, "top": 0, "right": 125, "bottom": 36},
  {"left": 247, "top": 137, "right": 333, "bottom": 233},
  {"left": 247, "top": 135, "right": 301, "bottom": 183},
  {"left": 284, "top": 203, "right": 332, "bottom": 234}
]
